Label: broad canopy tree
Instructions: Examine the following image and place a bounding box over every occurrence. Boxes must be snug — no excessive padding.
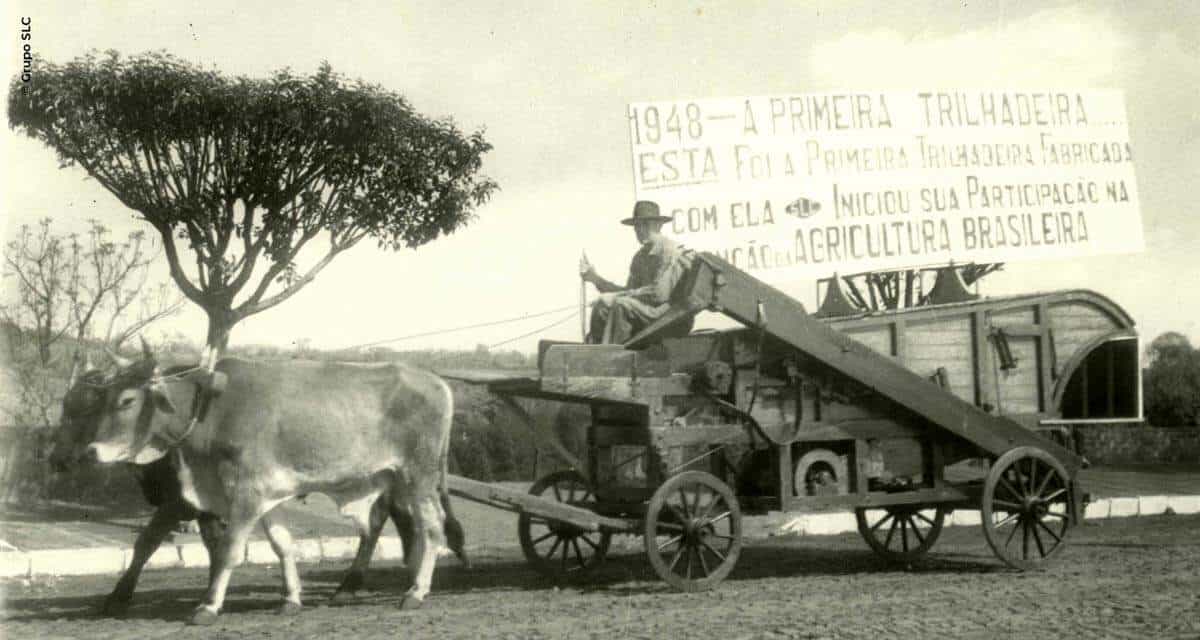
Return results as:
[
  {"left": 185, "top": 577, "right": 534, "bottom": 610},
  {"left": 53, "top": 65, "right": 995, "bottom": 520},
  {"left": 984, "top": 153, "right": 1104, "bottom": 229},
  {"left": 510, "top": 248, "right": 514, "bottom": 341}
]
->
[
  {"left": 8, "top": 51, "right": 497, "bottom": 354},
  {"left": 1144, "top": 332, "right": 1200, "bottom": 427}
]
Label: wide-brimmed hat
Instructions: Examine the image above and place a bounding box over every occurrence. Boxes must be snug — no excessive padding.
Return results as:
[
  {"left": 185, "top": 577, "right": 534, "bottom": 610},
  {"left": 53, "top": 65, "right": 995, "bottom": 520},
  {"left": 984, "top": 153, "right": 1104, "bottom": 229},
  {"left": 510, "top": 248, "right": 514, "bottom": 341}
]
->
[{"left": 621, "top": 201, "right": 672, "bottom": 226}]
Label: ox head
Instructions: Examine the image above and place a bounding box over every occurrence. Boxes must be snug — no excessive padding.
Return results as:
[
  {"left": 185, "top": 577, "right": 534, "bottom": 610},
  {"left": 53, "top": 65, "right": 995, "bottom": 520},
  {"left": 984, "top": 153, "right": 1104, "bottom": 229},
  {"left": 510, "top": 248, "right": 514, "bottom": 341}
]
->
[
  {"left": 48, "top": 351, "right": 108, "bottom": 472},
  {"left": 58, "top": 340, "right": 183, "bottom": 468}
]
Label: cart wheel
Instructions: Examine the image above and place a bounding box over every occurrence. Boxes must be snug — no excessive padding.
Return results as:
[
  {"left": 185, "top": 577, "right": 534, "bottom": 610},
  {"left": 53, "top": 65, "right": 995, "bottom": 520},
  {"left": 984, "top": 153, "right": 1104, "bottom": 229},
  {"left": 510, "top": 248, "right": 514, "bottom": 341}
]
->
[
  {"left": 644, "top": 471, "right": 742, "bottom": 592},
  {"left": 981, "top": 447, "right": 1073, "bottom": 571},
  {"left": 518, "top": 470, "right": 611, "bottom": 578},
  {"left": 855, "top": 505, "right": 947, "bottom": 563}
]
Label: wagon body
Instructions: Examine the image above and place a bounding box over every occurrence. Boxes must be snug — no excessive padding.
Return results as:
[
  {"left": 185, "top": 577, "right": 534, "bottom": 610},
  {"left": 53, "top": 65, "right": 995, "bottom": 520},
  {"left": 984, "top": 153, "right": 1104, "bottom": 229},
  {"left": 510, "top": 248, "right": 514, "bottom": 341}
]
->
[
  {"left": 827, "top": 288, "right": 1140, "bottom": 429},
  {"left": 442, "top": 252, "right": 1136, "bottom": 586}
]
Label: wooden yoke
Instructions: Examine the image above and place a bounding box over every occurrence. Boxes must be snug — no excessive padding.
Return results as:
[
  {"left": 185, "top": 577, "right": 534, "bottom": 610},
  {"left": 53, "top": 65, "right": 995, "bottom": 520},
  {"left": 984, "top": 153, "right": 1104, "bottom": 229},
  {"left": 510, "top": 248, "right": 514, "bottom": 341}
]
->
[{"left": 167, "top": 368, "right": 229, "bottom": 445}]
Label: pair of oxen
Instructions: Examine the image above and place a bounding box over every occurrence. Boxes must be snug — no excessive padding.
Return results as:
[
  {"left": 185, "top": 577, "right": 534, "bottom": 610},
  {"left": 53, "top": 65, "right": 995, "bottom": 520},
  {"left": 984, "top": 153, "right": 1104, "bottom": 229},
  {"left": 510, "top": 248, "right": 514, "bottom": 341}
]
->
[{"left": 49, "top": 340, "right": 468, "bottom": 626}]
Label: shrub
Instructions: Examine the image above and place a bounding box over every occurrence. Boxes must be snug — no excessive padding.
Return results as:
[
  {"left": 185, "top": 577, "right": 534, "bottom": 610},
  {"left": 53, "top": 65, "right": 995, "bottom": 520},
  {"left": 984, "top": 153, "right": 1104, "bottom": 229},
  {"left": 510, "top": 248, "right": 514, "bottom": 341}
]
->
[{"left": 1144, "top": 332, "right": 1200, "bottom": 427}]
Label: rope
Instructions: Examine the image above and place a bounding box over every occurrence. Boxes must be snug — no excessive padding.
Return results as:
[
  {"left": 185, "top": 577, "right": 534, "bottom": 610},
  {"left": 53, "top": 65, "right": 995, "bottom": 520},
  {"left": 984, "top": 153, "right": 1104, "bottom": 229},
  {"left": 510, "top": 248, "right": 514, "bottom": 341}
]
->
[
  {"left": 342, "top": 303, "right": 578, "bottom": 351},
  {"left": 76, "top": 365, "right": 204, "bottom": 388},
  {"left": 80, "top": 305, "right": 585, "bottom": 369},
  {"left": 487, "top": 310, "right": 580, "bottom": 349}
]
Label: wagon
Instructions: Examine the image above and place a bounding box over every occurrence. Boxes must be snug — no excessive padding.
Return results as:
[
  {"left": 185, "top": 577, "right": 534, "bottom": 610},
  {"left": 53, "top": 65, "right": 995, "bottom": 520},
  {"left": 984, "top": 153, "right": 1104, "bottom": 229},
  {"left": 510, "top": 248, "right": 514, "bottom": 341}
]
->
[{"left": 440, "top": 252, "right": 1140, "bottom": 590}]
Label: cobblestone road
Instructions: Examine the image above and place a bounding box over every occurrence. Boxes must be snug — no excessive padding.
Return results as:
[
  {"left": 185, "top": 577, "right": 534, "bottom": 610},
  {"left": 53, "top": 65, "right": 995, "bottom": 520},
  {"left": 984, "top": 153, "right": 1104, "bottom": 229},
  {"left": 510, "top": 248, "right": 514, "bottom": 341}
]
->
[{"left": 3, "top": 514, "right": 1200, "bottom": 639}]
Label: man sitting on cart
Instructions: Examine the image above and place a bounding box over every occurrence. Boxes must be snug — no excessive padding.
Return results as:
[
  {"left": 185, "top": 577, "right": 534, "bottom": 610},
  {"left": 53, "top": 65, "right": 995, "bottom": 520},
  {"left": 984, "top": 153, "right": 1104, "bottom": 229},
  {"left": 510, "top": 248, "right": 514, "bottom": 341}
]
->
[{"left": 579, "top": 200, "right": 693, "bottom": 344}]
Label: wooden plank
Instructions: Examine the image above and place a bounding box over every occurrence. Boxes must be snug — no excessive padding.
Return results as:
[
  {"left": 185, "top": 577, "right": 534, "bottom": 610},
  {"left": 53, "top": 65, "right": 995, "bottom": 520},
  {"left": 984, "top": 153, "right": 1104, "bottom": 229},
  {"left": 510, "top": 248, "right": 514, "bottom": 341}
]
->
[
  {"left": 437, "top": 369, "right": 539, "bottom": 384},
  {"left": 996, "top": 337, "right": 1041, "bottom": 414},
  {"left": 825, "top": 304, "right": 976, "bottom": 328},
  {"left": 542, "top": 344, "right": 673, "bottom": 378},
  {"left": 784, "top": 485, "right": 974, "bottom": 511},
  {"left": 799, "top": 419, "right": 926, "bottom": 442},
  {"left": 902, "top": 344, "right": 975, "bottom": 359},
  {"left": 853, "top": 439, "right": 869, "bottom": 496},
  {"left": 1038, "top": 302, "right": 1052, "bottom": 413},
  {"left": 990, "top": 307, "right": 1036, "bottom": 324},
  {"left": 904, "top": 329, "right": 974, "bottom": 347},
  {"left": 540, "top": 375, "right": 691, "bottom": 404},
  {"left": 446, "top": 475, "right": 639, "bottom": 533},
  {"left": 841, "top": 327, "right": 892, "bottom": 356},
  {"left": 993, "top": 323, "right": 1042, "bottom": 338},
  {"left": 928, "top": 440, "right": 945, "bottom": 489},
  {"left": 973, "top": 310, "right": 991, "bottom": 409},
  {"left": 822, "top": 290, "right": 1132, "bottom": 334},
  {"left": 649, "top": 424, "right": 750, "bottom": 447},
  {"left": 777, "top": 443, "right": 794, "bottom": 508}
]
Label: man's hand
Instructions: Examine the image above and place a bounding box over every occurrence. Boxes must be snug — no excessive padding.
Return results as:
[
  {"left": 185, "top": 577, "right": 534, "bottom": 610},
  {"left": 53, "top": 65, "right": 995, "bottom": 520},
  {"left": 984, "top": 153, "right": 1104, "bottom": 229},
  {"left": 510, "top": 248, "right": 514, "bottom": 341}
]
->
[
  {"left": 596, "top": 292, "right": 618, "bottom": 306},
  {"left": 579, "top": 252, "right": 596, "bottom": 282}
]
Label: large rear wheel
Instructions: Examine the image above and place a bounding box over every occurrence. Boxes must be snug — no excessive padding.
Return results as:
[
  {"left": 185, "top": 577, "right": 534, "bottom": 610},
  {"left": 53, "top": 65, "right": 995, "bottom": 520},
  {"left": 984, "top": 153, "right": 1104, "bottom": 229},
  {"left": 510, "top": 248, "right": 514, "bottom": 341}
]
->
[
  {"left": 644, "top": 471, "right": 742, "bottom": 592},
  {"left": 518, "top": 470, "right": 611, "bottom": 579}
]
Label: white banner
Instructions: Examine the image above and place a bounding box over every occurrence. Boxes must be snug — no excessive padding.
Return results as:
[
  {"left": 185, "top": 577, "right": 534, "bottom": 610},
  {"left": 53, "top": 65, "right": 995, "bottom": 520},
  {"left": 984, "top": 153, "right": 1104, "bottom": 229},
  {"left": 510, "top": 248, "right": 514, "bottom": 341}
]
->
[{"left": 627, "top": 90, "right": 1143, "bottom": 281}]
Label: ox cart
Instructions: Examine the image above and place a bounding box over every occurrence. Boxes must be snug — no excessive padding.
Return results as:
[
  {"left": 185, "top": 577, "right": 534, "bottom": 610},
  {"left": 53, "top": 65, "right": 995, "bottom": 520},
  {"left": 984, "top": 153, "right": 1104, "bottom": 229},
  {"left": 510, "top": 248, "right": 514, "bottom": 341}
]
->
[{"left": 440, "top": 253, "right": 1140, "bottom": 591}]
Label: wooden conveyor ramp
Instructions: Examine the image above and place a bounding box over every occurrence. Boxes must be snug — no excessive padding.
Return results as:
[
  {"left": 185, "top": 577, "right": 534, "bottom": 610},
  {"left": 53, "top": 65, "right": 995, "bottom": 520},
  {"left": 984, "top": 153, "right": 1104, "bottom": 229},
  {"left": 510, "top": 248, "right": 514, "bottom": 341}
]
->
[{"left": 631, "top": 252, "right": 1084, "bottom": 475}]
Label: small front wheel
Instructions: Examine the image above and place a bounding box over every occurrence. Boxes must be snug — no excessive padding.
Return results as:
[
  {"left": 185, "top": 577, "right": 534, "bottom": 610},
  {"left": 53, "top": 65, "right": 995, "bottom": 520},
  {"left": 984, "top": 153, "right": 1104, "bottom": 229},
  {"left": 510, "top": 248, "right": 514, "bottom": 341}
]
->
[
  {"left": 518, "top": 470, "right": 611, "bottom": 579},
  {"left": 644, "top": 471, "right": 742, "bottom": 591},
  {"left": 855, "top": 505, "right": 947, "bottom": 563}
]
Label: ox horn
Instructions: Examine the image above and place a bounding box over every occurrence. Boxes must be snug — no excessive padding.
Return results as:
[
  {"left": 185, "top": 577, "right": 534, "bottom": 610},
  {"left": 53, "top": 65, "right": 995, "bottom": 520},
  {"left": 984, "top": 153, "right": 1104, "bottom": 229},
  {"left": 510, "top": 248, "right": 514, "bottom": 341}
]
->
[{"left": 105, "top": 346, "right": 133, "bottom": 369}]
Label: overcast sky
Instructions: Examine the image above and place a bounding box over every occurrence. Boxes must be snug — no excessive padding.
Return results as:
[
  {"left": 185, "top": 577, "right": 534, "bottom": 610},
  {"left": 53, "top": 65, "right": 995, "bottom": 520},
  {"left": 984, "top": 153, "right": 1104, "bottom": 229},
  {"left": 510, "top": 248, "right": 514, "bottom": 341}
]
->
[{"left": 2, "top": 1, "right": 1197, "bottom": 354}]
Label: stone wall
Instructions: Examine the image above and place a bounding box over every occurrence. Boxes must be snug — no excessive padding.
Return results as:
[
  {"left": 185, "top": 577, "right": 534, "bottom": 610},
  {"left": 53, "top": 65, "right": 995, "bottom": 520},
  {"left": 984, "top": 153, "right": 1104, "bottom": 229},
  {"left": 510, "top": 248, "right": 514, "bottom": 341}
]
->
[{"left": 1072, "top": 423, "right": 1200, "bottom": 465}]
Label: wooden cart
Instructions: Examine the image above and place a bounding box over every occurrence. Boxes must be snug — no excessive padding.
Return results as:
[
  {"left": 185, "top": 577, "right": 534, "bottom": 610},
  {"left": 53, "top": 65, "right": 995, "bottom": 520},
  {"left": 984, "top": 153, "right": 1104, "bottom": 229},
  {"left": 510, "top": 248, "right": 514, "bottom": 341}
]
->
[{"left": 441, "top": 252, "right": 1139, "bottom": 591}]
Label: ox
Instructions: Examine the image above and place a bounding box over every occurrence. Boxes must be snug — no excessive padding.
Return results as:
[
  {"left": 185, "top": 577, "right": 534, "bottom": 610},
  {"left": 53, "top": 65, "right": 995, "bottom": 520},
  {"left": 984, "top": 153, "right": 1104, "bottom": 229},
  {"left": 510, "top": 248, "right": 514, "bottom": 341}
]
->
[
  {"left": 51, "top": 357, "right": 466, "bottom": 616},
  {"left": 73, "top": 347, "right": 460, "bottom": 625}
]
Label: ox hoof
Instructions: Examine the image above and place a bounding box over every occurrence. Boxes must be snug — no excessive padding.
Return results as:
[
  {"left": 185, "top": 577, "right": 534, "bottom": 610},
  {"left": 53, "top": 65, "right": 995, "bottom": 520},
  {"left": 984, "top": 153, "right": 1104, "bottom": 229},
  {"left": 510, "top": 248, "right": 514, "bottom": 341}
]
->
[
  {"left": 189, "top": 606, "right": 220, "bottom": 626},
  {"left": 329, "top": 588, "right": 372, "bottom": 604},
  {"left": 277, "top": 600, "right": 302, "bottom": 616},
  {"left": 397, "top": 595, "right": 424, "bottom": 611},
  {"left": 99, "top": 597, "right": 130, "bottom": 618}
]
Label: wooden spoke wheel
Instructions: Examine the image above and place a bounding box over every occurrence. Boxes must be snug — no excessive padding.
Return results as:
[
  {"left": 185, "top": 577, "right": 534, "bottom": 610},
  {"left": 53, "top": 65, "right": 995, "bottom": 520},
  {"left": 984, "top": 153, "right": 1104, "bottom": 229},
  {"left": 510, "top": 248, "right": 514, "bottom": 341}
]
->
[
  {"left": 855, "top": 505, "right": 948, "bottom": 563},
  {"left": 981, "top": 447, "right": 1073, "bottom": 571},
  {"left": 518, "top": 470, "right": 611, "bottom": 579},
  {"left": 644, "top": 471, "right": 743, "bottom": 592}
]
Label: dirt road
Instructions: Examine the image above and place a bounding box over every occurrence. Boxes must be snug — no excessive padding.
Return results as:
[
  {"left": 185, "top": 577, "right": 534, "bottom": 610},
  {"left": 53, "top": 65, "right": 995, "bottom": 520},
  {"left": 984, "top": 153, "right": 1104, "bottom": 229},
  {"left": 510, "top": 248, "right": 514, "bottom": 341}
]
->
[{"left": 4, "top": 514, "right": 1200, "bottom": 639}]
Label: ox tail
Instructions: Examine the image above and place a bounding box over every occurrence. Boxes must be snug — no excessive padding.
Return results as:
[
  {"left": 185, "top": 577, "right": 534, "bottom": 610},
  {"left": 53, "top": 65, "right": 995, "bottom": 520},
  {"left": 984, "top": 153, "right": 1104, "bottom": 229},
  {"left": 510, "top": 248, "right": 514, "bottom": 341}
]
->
[{"left": 437, "top": 376, "right": 470, "bottom": 567}]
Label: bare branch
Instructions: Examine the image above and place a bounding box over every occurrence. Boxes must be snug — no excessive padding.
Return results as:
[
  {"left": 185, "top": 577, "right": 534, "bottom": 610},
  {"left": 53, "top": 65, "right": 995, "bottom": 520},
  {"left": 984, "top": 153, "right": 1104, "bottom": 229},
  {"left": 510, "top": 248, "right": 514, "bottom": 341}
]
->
[{"left": 235, "top": 242, "right": 346, "bottom": 319}]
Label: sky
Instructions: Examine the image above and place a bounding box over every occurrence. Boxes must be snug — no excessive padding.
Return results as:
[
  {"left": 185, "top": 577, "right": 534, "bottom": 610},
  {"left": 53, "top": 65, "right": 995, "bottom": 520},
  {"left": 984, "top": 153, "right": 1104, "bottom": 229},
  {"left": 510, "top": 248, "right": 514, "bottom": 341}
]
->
[{"left": 2, "top": 0, "right": 1197, "bottom": 355}]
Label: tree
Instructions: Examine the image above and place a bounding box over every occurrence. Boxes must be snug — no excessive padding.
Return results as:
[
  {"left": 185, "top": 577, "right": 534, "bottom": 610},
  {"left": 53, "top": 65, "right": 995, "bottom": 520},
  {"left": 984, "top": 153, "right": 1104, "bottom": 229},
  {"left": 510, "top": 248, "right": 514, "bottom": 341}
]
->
[
  {"left": 0, "top": 219, "right": 182, "bottom": 503},
  {"left": 9, "top": 51, "right": 497, "bottom": 354},
  {"left": 1, "top": 218, "right": 183, "bottom": 426},
  {"left": 1143, "top": 332, "right": 1200, "bottom": 427},
  {"left": 1147, "top": 331, "right": 1192, "bottom": 365}
]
